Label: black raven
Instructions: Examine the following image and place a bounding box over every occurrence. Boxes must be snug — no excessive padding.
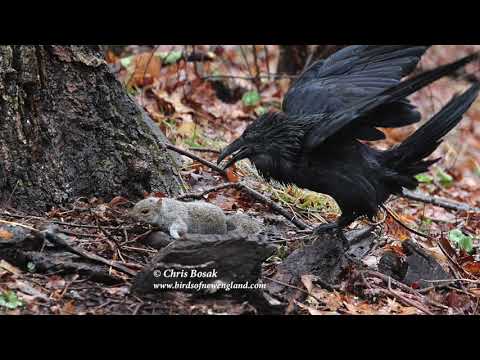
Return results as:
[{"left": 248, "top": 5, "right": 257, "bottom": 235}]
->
[{"left": 217, "top": 46, "right": 479, "bottom": 243}]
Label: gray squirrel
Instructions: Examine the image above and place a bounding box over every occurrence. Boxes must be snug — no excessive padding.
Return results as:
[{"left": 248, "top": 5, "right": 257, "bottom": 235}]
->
[{"left": 130, "top": 197, "right": 262, "bottom": 239}]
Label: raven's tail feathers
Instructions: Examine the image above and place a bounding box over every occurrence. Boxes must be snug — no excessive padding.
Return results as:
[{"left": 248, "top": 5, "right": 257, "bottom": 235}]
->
[{"left": 383, "top": 82, "right": 480, "bottom": 191}]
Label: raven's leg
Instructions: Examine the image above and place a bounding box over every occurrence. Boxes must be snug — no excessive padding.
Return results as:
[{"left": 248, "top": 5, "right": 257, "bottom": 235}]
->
[{"left": 313, "top": 213, "right": 356, "bottom": 249}]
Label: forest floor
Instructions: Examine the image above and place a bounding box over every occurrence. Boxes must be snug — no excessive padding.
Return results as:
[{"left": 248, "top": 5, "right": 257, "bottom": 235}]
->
[{"left": 1, "top": 45, "right": 480, "bottom": 315}]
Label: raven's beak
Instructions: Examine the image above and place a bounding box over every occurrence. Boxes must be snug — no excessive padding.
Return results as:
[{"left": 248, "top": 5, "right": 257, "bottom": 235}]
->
[{"left": 217, "top": 138, "right": 251, "bottom": 169}]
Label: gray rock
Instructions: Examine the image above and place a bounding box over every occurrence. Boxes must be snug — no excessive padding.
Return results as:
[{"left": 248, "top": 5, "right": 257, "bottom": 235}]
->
[
  {"left": 132, "top": 231, "right": 276, "bottom": 294},
  {"left": 266, "top": 232, "right": 348, "bottom": 300},
  {"left": 378, "top": 240, "right": 450, "bottom": 288}
]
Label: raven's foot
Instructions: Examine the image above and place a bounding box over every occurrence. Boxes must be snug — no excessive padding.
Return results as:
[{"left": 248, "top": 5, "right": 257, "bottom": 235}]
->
[
  {"left": 313, "top": 223, "right": 350, "bottom": 250},
  {"left": 313, "top": 223, "right": 337, "bottom": 234}
]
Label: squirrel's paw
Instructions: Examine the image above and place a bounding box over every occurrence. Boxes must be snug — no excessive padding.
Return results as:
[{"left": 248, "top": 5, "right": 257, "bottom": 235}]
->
[{"left": 169, "top": 221, "right": 188, "bottom": 240}]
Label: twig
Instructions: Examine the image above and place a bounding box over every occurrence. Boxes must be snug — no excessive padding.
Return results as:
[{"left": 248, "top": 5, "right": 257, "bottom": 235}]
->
[
  {"left": 251, "top": 45, "right": 261, "bottom": 91},
  {"left": 381, "top": 205, "right": 429, "bottom": 239},
  {"left": 425, "top": 278, "right": 480, "bottom": 285},
  {"left": 52, "top": 222, "right": 128, "bottom": 230},
  {"left": 122, "top": 246, "right": 157, "bottom": 253},
  {"left": 39, "top": 225, "right": 136, "bottom": 277},
  {"left": 164, "top": 143, "right": 309, "bottom": 230},
  {"left": 5, "top": 180, "right": 20, "bottom": 208},
  {"left": 364, "top": 270, "right": 437, "bottom": 314},
  {"left": 165, "top": 143, "right": 226, "bottom": 174},
  {"left": 402, "top": 189, "right": 480, "bottom": 213},
  {"left": 60, "top": 230, "right": 98, "bottom": 238},
  {"left": 94, "top": 217, "right": 123, "bottom": 250},
  {"left": 142, "top": 45, "right": 161, "bottom": 84},
  {"left": 190, "top": 45, "right": 200, "bottom": 79},
  {"left": 201, "top": 74, "right": 294, "bottom": 81},
  {"left": 2, "top": 212, "right": 130, "bottom": 231},
  {"left": 376, "top": 288, "right": 434, "bottom": 315},
  {"left": 417, "top": 280, "right": 462, "bottom": 294},
  {"left": 263, "top": 45, "right": 271, "bottom": 81},
  {"left": 188, "top": 147, "right": 220, "bottom": 154},
  {"left": 236, "top": 183, "right": 309, "bottom": 230},
  {"left": 176, "top": 183, "right": 236, "bottom": 200},
  {"left": 263, "top": 276, "right": 324, "bottom": 304},
  {"left": 239, "top": 45, "right": 254, "bottom": 79},
  {"left": 0, "top": 219, "right": 37, "bottom": 231},
  {"left": 364, "top": 270, "right": 421, "bottom": 296},
  {"left": 434, "top": 236, "right": 473, "bottom": 280}
]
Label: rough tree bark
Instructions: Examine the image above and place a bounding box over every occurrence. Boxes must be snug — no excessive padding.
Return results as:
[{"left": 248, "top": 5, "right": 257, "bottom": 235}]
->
[
  {"left": 0, "top": 45, "right": 182, "bottom": 212},
  {"left": 277, "top": 45, "right": 346, "bottom": 75}
]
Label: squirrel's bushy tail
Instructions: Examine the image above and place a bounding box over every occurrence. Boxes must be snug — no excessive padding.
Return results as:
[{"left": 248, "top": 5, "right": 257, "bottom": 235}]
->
[{"left": 383, "top": 82, "right": 480, "bottom": 191}]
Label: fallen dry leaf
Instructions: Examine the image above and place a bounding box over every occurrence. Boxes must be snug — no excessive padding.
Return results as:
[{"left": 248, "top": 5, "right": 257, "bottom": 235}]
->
[
  {"left": 0, "top": 229, "right": 13, "bottom": 240},
  {"left": 226, "top": 167, "right": 239, "bottom": 183},
  {"left": 300, "top": 274, "right": 314, "bottom": 294},
  {"left": 127, "top": 53, "right": 162, "bottom": 88},
  {"left": 46, "top": 276, "right": 66, "bottom": 290},
  {"left": 61, "top": 300, "right": 76, "bottom": 315},
  {"left": 109, "top": 196, "right": 129, "bottom": 208},
  {"left": 463, "top": 262, "right": 480, "bottom": 276}
]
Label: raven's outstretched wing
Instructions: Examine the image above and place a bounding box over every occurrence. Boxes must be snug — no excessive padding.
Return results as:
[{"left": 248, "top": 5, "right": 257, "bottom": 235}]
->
[
  {"left": 303, "top": 52, "right": 479, "bottom": 151},
  {"left": 283, "top": 45, "right": 429, "bottom": 140}
]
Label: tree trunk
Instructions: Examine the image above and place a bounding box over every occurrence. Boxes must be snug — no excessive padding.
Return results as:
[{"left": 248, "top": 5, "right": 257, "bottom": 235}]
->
[
  {"left": 0, "top": 45, "right": 182, "bottom": 212},
  {"left": 277, "top": 45, "right": 346, "bottom": 75}
]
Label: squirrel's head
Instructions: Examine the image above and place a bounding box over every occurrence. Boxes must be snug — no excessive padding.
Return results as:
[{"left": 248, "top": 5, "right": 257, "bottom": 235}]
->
[{"left": 130, "top": 197, "right": 162, "bottom": 225}]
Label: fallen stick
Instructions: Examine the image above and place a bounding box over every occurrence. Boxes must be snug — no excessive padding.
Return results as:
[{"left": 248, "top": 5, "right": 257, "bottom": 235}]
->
[
  {"left": 40, "top": 225, "right": 136, "bottom": 277},
  {"left": 1, "top": 212, "right": 129, "bottom": 231},
  {"left": 176, "top": 183, "right": 235, "bottom": 200},
  {"left": 165, "top": 144, "right": 310, "bottom": 230},
  {"left": 402, "top": 189, "right": 480, "bottom": 213},
  {"left": 376, "top": 287, "right": 434, "bottom": 315},
  {"left": 363, "top": 270, "right": 443, "bottom": 314},
  {"left": 188, "top": 147, "right": 220, "bottom": 154},
  {"left": 165, "top": 143, "right": 225, "bottom": 174},
  {"left": 235, "top": 183, "right": 309, "bottom": 230}
]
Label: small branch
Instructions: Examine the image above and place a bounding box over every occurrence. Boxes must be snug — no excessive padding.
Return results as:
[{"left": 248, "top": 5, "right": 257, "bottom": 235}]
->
[
  {"left": 165, "top": 143, "right": 226, "bottom": 174},
  {"left": 239, "top": 45, "right": 254, "bottom": 79},
  {"left": 365, "top": 270, "right": 450, "bottom": 312},
  {"left": 251, "top": 45, "right": 261, "bottom": 91},
  {"left": 364, "top": 270, "right": 434, "bottom": 314},
  {"left": 176, "top": 183, "right": 236, "bottom": 200},
  {"left": 376, "top": 287, "right": 434, "bottom": 315},
  {"left": 189, "top": 45, "right": 200, "bottom": 79},
  {"left": 381, "top": 205, "right": 429, "bottom": 239},
  {"left": 142, "top": 45, "right": 160, "bottom": 86},
  {"left": 201, "top": 74, "right": 294, "bottom": 82},
  {"left": 43, "top": 228, "right": 136, "bottom": 277},
  {"left": 5, "top": 223, "right": 137, "bottom": 277},
  {"left": 263, "top": 45, "right": 271, "bottom": 81},
  {"left": 402, "top": 189, "right": 480, "bottom": 213},
  {"left": 164, "top": 143, "right": 309, "bottom": 230},
  {"left": 235, "top": 183, "right": 309, "bottom": 230},
  {"left": 2, "top": 211, "right": 130, "bottom": 231},
  {"left": 188, "top": 147, "right": 220, "bottom": 154},
  {"left": 364, "top": 270, "right": 421, "bottom": 296},
  {"left": 263, "top": 276, "right": 324, "bottom": 303},
  {"left": 0, "top": 219, "right": 37, "bottom": 231}
]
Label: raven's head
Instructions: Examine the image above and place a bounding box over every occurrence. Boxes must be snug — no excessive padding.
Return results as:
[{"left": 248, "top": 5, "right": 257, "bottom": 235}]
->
[{"left": 217, "top": 111, "right": 305, "bottom": 176}]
